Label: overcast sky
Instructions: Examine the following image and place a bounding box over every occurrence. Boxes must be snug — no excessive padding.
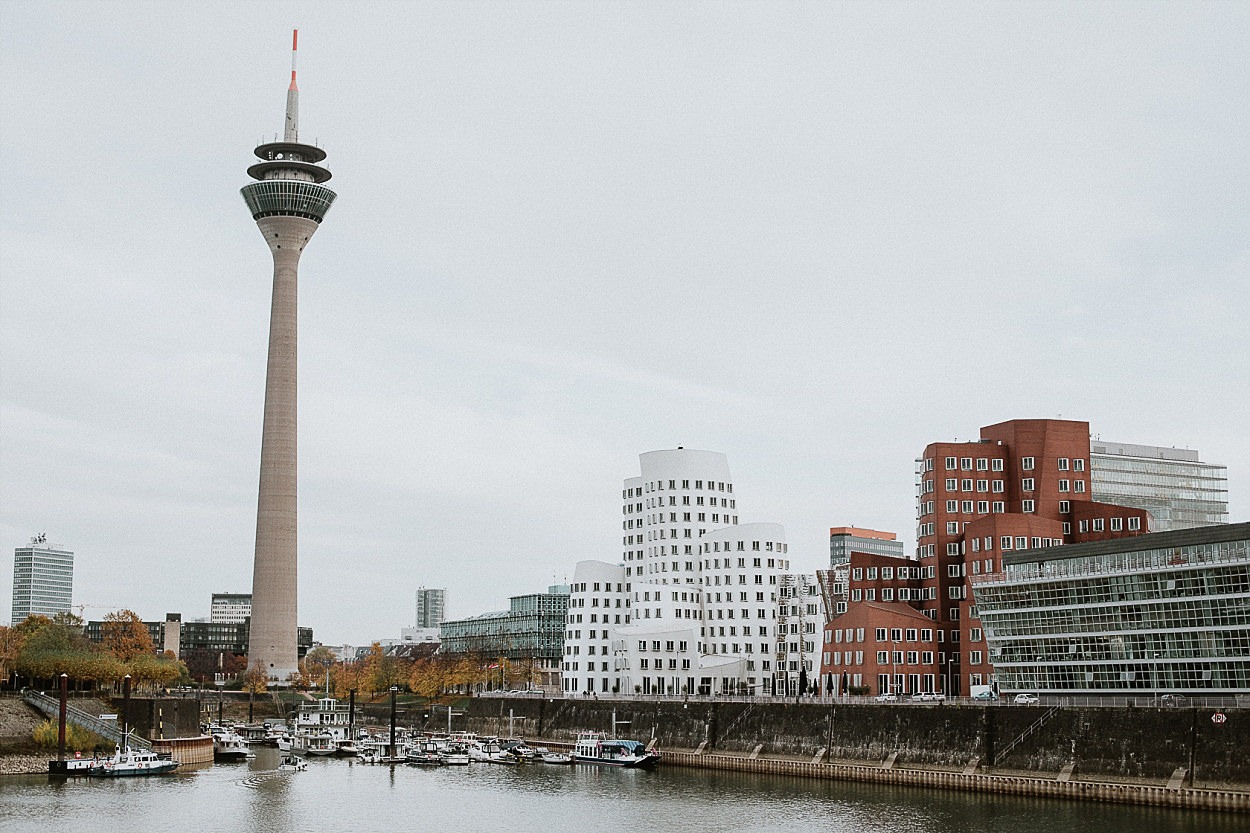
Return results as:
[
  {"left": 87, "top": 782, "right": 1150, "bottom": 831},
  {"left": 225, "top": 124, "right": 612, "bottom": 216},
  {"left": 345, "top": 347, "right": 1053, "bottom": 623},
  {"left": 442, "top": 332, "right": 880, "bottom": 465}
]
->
[{"left": 2, "top": 2, "right": 1246, "bottom": 646}]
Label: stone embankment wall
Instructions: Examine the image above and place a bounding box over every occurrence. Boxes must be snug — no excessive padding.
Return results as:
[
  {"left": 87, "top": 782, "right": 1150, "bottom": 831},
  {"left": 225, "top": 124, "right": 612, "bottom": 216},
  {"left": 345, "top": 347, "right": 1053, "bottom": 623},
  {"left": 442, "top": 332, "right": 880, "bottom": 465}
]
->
[{"left": 464, "top": 698, "right": 1250, "bottom": 786}]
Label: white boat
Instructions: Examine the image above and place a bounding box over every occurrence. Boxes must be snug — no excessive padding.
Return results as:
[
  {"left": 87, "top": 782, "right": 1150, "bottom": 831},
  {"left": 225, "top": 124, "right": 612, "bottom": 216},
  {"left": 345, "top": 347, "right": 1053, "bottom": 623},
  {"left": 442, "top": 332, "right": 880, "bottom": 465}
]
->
[
  {"left": 277, "top": 754, "right": 307, "bottom": 772},
  {"left": 572, "top": 731, "right": 660, "bottom": 769},
  {"left": 533, "top": 746, "right": 571, "bottom": 764},
  {"left": 292, "top": 730, "right": 338, "bottom": 756},
  {"left": 439, "top": 742, "right": 471, "bottom": 766},
  {"left": 88, "top": 735, "right": 178, "bottom": 777},
  {"left": 335, "top": 739, "right": 359, "bottom": 757},
  {"left": 212, "top": 727, "right": 251, "bottom": 761},
  {"left": 467, "top": 738, "right": 515, "bottom": 764}
]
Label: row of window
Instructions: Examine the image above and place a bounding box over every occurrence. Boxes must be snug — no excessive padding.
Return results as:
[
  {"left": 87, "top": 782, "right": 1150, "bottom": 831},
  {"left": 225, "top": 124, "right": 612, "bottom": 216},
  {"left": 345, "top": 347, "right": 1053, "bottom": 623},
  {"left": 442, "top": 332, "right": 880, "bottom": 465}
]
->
[
  {"left": 933, "top": 455, "right": 1087, "bottom": 473},
  {"left": 633, "top": 479, "right": 734, "bottom": 496}
]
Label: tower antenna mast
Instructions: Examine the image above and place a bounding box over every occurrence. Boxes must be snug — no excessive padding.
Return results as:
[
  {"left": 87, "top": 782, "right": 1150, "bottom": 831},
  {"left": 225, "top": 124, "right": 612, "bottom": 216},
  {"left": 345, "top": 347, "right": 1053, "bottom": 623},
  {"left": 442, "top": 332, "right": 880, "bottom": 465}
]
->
[{"left": 285, "top": 29, "right": 300, "bottom": 142}]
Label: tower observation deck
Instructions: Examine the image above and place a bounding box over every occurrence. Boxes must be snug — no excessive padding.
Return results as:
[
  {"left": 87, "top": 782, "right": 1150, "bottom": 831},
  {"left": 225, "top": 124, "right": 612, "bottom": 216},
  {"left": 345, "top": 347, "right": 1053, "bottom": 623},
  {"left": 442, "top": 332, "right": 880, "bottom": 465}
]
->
[{"left": 241, "top": 30, "right": 336, "bottom": 682}]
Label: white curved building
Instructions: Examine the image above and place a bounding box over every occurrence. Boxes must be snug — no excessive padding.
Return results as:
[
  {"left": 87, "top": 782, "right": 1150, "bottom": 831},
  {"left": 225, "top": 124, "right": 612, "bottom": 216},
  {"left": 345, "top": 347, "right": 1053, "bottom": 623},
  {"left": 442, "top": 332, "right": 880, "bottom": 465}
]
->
[{"left": 563, "top": 449, "right": 793, "bottom": 696}]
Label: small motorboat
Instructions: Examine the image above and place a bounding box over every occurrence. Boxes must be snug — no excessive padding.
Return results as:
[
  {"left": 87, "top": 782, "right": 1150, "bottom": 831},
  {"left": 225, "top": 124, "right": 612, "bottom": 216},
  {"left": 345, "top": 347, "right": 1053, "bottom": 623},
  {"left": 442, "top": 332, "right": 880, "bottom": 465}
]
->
[{"left": 278, "top": 754, "right": 307, "bottom": 772}]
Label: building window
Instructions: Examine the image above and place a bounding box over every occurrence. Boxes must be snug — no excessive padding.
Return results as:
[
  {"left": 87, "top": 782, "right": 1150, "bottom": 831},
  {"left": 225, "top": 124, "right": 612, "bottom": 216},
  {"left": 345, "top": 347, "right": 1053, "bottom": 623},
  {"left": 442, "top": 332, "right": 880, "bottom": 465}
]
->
[
  {"left": 977, "top": 501, "right": 989, "bottom": 514},
  {"left": 1128, "top": 517, "right": 1141, "bottom": 531},
  {"left": 1021, "top": 457, "right": 1035, "bottom": 471},
  {"left": 1074, "top": 480, "right": 1086, "bottom": 493},
  {"left": 945, "top": 456, "right": 957, "bottom": 470},
  {"left": 1022, "top": 499, "right": 1035, "bottom": 513},
  {"left": 1110, "top": 517, "right": 1123, "bottom": 531},
  {"left": 1022, "top": 478, "right": 1035, "bottom": 492},
  {"left": 1092, "top": 518, "right": 1104, "bottom": 532},
  {"left": 961, "top": 458, "right": 973, "bottom": 471},
  {"left": 1059, "top": 500, "right": 1070, "bottom": 514},
  {"left": 946, "top": 479, "right": 958, "bottom": 491},
  {"left": 992, "top": 480, "right": 1004, "bottom": 493},
  {"left": 1074, "top": 459, "right": 1085, "bottom": 472},
  {"left": 976, "top": 479, "right": 988, "bottom": 492},
  {"left": 976, "top": 458, "right": 988, "bottom": 471},
  {"left": 1057, "top": 457, "right": 1069, "bottom": 471},
  {"left": 992, "top": 501, "right": 1004, "bottom": 513},
  {"left": 969, "top": 650, "right": 983, "bottom": 665},
  {"left": 991, "top": 459, "right": 1004, "bottom": 472}
]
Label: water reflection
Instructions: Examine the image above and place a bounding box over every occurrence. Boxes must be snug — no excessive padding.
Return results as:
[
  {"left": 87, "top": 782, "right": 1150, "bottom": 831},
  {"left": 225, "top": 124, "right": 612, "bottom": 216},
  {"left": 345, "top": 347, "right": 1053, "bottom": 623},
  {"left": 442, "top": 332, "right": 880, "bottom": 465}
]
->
[{"left": 1, "top": 750, "right": 1242, "bottom": 833}]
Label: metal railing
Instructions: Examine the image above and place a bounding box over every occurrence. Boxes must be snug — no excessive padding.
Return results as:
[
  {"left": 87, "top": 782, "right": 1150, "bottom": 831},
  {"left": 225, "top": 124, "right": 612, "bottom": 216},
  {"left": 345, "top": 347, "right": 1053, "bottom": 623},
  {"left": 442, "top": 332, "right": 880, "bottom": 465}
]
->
[
  {"left": 21, "top": 689, "right": 151, "bottom": 750},
  {"left": 993, "top": 705, "right": 1060, "bottom": 766}
]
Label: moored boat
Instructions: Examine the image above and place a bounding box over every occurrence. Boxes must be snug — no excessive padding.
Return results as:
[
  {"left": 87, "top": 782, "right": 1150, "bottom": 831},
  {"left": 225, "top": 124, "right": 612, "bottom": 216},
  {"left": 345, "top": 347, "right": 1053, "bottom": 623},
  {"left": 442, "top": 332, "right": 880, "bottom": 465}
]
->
[
  {"left": 212, "top": 727, "right": 251, "bottom": 761},
  {"left": 88, "top": 735, "right": 179, "bottom": 777},
  {"left": 572, "top": 731, "right": 660, "bottom": 769}
]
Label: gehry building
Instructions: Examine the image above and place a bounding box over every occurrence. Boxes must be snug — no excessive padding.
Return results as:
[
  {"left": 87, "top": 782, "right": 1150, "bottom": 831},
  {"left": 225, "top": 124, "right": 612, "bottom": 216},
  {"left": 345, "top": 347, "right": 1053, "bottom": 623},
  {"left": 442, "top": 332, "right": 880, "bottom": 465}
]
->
[{"left": 562, "top": 449, "right": 797, "bottom": 696}]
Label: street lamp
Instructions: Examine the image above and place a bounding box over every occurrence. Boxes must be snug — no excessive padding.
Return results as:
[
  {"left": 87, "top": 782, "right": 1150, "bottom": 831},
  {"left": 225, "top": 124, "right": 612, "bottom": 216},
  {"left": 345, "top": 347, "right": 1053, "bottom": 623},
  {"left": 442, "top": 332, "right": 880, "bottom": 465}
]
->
[{"left": 1036, "top": 656, "right": 1043, "bottom": 697}]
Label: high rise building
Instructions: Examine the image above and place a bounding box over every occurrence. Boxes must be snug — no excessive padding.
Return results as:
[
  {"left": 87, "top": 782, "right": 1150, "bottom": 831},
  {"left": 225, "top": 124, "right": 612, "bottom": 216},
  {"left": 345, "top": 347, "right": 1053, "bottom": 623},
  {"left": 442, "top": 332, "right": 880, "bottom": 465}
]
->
[
  {"left": 562, "top": 448, "right": 793, "bottom": 697},
  {"left": 241, "top": 31, "right": 337, "bottom": 681},
  {"left": 1090, "top": 440, "right": 1229, "bottom": 531},
  {"left": 415, "top": 587, "right": 446, "bottom": 629},
  {"left": 10, "top": 535, "right": 74, "bottom": 625}
]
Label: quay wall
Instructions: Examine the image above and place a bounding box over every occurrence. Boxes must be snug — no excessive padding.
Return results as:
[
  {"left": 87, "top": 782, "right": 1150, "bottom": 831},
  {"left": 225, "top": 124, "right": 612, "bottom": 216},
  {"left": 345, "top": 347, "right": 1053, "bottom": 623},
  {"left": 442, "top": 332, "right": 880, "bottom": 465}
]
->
[
  {"left": 151, "top": 735, "right": 213, "bottom": 765},
  {"left": 463, "top": 698, "right": 1250, "bottom": 786}
]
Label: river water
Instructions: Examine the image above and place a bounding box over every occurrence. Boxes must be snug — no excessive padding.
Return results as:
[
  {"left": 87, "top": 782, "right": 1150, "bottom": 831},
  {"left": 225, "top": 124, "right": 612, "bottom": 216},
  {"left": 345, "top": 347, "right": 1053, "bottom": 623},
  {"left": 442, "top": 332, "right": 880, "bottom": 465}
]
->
[{"left": 0, "top": 748, "right": 1239, "bottom": 833}]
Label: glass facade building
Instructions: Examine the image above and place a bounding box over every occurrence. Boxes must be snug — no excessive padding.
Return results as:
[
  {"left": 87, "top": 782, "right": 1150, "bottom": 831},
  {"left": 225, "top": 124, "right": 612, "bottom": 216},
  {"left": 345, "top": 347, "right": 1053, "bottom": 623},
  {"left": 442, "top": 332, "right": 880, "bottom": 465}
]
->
[
  {"left": 1090, "top": 441, "right": 1228, "bottom": 532},
  {"left": 10, "top": 538, "right": 74, "bottom": 625},
  {"left": 971, "top": 522, "right": 1250, "bottom": 697},
  {"left": 439, "top": 586, "right": 569, "bottom": 660}
]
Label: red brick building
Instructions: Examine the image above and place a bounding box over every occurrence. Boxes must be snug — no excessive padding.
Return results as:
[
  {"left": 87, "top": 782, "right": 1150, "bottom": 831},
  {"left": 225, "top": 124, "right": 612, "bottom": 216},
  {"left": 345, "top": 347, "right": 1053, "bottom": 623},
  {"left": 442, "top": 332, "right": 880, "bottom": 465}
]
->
[{"left": 821, "top": 418, "right": 1150, "bottom": 697}]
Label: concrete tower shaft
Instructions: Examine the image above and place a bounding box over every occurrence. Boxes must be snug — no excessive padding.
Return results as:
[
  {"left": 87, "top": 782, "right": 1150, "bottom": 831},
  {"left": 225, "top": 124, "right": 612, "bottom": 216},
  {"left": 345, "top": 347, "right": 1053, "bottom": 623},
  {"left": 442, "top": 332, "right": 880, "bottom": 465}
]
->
[{"left": 241, "top": 31, "right": 336, "bottom": 681}]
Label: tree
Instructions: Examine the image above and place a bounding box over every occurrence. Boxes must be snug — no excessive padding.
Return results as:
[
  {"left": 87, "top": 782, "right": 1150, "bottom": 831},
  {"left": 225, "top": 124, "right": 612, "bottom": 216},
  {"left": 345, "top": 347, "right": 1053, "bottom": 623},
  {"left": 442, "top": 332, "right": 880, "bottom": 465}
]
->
[
  {"left": 101, "top": 610, "right": 154, "bottom": 662},
  {"left": 0, "top": 625, "right": 23, "bottom": 687},
  {"left": 239, "top": 665, "right": 267, "bottom": 693},
  {"left": 302, "top": 645, "right": 337, "bottom": 688}
]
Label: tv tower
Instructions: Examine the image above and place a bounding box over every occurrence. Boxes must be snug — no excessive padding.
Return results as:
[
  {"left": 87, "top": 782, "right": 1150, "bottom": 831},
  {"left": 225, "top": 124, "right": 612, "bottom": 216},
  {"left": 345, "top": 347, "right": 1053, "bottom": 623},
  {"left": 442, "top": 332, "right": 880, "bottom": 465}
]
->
[{"left": 240, "top": 30, "right": 336, "bottom": 681}]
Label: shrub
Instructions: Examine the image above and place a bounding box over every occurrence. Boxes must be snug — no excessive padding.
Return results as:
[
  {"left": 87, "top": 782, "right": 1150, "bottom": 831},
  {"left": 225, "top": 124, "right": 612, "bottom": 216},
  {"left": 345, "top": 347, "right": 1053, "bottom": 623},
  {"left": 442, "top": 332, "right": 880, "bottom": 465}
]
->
[{"left": 32, "top": 719, "right": 109, "bottom": 754}]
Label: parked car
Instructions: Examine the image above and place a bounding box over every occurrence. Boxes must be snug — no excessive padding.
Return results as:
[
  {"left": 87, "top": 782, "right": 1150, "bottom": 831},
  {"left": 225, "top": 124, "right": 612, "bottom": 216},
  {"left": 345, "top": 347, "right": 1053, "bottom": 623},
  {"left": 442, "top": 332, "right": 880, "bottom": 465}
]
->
[
  {"left": 1013, "top": 693, "right": 1040, "bottom": 704},
  {"left": 1160, "top": 694, "right": 1188, "bottom": 707},
  {"left": 910, "top": 692, "right": 946, "bottom": 703},
  {"left": 874, "top": 692, "right": 898, "bottom": 702}
]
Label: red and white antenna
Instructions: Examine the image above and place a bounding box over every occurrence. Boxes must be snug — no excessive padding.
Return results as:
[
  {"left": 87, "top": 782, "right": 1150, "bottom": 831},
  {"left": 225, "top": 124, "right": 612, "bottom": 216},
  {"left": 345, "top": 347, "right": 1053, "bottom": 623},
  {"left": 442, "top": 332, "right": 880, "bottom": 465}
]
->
[
  {"left": 289, "top": 29, "right": 299, "bottom": 91},
  {"left": 284, "top": 29, "right": 300, "bottom": 141}
]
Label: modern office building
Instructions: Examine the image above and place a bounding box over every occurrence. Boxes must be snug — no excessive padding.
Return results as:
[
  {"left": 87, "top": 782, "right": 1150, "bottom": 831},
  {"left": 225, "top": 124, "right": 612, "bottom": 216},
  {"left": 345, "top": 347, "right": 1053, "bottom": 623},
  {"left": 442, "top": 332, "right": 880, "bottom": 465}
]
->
[
  {"left": 10, "top": 535, "right": 74, "bottom": 625},
  {"left": 1090, "top": 440, "right": 1229, "bottom": 532},
  {"left": 416, "top": 587, "right": 447, "bottom": 629},
  {"left": 439, "top": 585, "right": 569, "bottom": 663},
  {"left": 210, "top": 593, "right": 252, "bottom": 624},
  {"left": 241, "top": 31, "right": 337, "bottom": 681},
  {"left": 971, "top": 522, "right": 1250, "bottom": 697},
  {"left": 829, "top": 527, "right": 904, "bottom": 564},
  {"left": 562, "top": 448, "right": 793, "bottom": 697}
]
